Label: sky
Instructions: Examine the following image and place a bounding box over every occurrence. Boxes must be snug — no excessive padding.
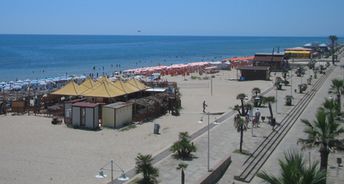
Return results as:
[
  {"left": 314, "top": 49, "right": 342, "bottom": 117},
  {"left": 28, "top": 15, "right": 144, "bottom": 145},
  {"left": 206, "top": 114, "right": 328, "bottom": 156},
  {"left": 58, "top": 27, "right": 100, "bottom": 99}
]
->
[{"left": 0, "top": 0, "right": 343, "bottom": 36}]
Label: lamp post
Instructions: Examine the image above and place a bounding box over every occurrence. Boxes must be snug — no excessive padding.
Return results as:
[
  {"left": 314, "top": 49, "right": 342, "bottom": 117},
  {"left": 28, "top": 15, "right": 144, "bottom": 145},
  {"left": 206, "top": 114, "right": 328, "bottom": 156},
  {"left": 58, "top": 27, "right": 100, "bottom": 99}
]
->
[
  {"left": 210, "top": 77, "right": 213, "bottom": 96},
  {"left": 290, "top": 70, "right": 293, "bottom": 97},
  {"left": 96, "top": 160, "right": 129, "bottom": 183},
  {"left": 276, "top": 86, "right": 278, "bottom": 113},
  {"left": 203, "top": 111, "right": 224, "bottom": 172}
]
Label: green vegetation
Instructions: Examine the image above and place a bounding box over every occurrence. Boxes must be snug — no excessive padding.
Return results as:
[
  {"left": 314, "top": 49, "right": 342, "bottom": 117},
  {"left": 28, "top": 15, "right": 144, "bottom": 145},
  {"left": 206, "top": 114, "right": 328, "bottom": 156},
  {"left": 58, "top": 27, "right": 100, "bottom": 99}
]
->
[
  {"left": 252, "top": 87, "right": 263, "bottom": 107},
  {"left": 171, "top": 132, "right": 197, "bottom": 159},
  {"left": 298, "top": 107, "right": 344, "bottom": 172},
  {"left": 329, "top": 78, "right": 343, "bottom": 112},
  {"left": 234, "top": 93, "right": 251, "bottom": 116},
  {"left": 285, "top": 95, "right": 293, "bottom": 106},
  {"left": 261, "top": 96, "right": 276, "bottom": 106},
  {"left": 257, "top": 150, "right": 326, "bottom": 184},
  {"left": 135, "top": 153, "right": 159, "bottom": 184}
]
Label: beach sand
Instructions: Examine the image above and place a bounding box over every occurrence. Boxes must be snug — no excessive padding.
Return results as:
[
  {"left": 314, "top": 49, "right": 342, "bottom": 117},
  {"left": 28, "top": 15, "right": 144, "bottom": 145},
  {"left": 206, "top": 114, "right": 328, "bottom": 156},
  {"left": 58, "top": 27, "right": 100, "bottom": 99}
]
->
[{"left": 0, "top": 69, "right": 273, "bottom": 184}]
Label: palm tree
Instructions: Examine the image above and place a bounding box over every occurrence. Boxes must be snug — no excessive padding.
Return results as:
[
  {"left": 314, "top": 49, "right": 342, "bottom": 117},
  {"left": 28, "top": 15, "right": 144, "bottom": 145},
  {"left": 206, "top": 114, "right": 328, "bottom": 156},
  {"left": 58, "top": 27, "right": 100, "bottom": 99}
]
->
[
  {"left": 285, "top": 95, "right": 294, "bottom": 106},
  {"left": 319, "top": 98, "right": 340, "bottom": 123},
  {"left": 235, "top": 93, "right": 250, "bottom": 116},
  {"left": 135, "top": 153, "right": 159, "bottom": 184},
  {"left": 261, "top": 96, "right": 276, "bottom": 106},
  {"left": 252, "top": 87, "right": 261, "bottom": 97},
  {"left": 252, "top": 87, "right": 262, "bottom": 107},
  {"left": 234, "top": 114, "right": 248, "bottom": 153},
  {"left": 171, "top": 132, "right": 197, "bottom": 159},
  {"left": 176, "top": 163, "right": 188, "bottom": 184},
  {"left": 329, "top": 35, "right": 338, "bottom": 65},
  {"left": 330, "top": 79, "right": 343, "bottom": 112},
  {"left": 298, "top": 109, "right": 344, "bottom": 172},
  {"left": 257, "top": 150, "right": 326, "bottom": 184}
]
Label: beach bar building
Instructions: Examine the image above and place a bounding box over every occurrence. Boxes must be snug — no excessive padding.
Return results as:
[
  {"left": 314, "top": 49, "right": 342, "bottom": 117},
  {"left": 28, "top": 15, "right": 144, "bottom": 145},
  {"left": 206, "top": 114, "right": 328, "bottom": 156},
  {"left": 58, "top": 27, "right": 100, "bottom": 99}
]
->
[
  {"left": 285, "top": 47, "right": 312, "bottom": 59},
  {"left": 253, "top": 53, "right": 286, "bottom": 71},
  {"left": 238, "top": 66, "right": 270, "bottom": 80},
  {"left": 72, "top": 102, "right": 99, "bottom": 130},
  {"left": 102, "top": 102, "right": 133, "bottom": 128}
]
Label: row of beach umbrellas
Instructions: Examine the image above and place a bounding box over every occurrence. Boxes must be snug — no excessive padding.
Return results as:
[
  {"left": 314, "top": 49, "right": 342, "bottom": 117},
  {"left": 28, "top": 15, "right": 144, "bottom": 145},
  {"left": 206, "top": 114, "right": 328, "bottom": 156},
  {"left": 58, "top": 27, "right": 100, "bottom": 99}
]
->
[{"left": 0, "top": 75, "right": 88, "bottom": 91}]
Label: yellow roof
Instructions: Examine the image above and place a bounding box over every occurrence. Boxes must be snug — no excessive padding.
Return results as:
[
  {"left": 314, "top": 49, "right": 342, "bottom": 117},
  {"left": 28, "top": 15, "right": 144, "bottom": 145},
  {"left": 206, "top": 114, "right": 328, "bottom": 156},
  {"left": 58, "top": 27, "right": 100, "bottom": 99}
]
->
[
  {"left": 96, "top": 76, "right": 113, "bottom": 85},
  {"left": 285, "top": 50, "right": 311, "bottom": 54},
  {"left": 112, "top": 80, "right": 128, "bottom": 93},
  {"left": 127, "top": 79, "right": 149, "bottom": 91},
  {"left": 79, "top": 78, "right": 95, "bottom": 93},
  {"left": 82, "top": 79, "right": 126, "bottom": 98},
  {"left": 51, "top": 81, "right": 82, "bottom": 96},
  {"left": 115, "top": 80, "right": 138, "bottom": 93}
]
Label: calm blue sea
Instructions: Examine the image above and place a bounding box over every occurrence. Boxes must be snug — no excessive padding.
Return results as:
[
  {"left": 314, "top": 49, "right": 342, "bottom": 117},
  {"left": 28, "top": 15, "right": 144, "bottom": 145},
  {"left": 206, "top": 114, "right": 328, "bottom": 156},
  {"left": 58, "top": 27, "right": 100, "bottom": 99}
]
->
[{"left": 0, "top": 35, "right": 327, "bottom": 81}]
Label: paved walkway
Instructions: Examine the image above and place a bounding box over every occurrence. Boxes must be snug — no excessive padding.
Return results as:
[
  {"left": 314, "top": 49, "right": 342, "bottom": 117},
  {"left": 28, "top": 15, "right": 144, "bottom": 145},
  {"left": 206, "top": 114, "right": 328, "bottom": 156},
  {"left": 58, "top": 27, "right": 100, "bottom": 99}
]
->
[
  {"left": 119, "top": 57, "right": 344, "bottom": 184},
  {"left": 220, "top": 58, "right": 344, "bottom": 184},
  {"left": 153, "top": 65, "right": 323, "bottom": 183}
]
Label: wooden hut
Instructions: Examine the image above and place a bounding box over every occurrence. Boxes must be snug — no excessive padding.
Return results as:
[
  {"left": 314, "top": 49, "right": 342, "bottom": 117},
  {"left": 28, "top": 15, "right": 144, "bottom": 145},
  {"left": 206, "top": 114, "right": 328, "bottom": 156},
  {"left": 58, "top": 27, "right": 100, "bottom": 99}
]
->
[
  {"left": 71, "top": 102, "right": 99, "bottom": 130},
  {"left": 253, "top": 53, "right": 286, "bottom": 71},
  {"left": 238, "top": 66, "right": 270, "bottom": 80},
  {"left": 102, "top": 102, "right": 133, "bottom": 128}
]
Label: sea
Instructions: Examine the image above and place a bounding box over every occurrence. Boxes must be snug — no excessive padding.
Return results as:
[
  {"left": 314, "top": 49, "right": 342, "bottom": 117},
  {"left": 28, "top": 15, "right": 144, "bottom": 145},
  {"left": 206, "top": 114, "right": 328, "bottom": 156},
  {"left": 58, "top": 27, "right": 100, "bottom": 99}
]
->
[{"left": 0, "top": 35, "right": 328, "bottom": 81}]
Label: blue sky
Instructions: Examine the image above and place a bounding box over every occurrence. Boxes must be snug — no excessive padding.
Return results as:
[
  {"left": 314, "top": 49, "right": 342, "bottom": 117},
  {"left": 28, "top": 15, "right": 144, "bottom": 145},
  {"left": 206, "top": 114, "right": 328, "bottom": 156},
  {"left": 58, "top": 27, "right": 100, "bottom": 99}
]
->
[{"left": 0, "top": 0, "right": 343, "bottom": 36}]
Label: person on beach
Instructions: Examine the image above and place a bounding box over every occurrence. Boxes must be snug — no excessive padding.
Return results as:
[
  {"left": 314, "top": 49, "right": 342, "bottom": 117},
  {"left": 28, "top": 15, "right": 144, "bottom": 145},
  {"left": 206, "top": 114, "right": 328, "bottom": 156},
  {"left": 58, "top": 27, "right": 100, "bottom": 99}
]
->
[{"left": 203, "top": 100, "right": 207, "bottom": 113}]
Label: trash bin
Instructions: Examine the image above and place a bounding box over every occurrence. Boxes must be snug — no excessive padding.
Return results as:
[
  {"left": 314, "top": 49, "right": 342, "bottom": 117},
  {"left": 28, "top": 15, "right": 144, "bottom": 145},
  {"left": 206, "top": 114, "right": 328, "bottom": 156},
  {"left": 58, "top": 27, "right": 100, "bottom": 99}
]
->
[{"left": 154, "top": 123, "right": 160, "bottom": 134}]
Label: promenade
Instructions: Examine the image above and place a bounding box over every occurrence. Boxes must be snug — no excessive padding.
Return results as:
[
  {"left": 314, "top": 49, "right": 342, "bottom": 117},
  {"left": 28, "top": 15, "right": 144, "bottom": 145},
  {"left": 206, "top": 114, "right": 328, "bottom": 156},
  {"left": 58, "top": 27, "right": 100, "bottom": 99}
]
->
[{"left": 121, "top": 55, "right": 344, "bottom": 184}]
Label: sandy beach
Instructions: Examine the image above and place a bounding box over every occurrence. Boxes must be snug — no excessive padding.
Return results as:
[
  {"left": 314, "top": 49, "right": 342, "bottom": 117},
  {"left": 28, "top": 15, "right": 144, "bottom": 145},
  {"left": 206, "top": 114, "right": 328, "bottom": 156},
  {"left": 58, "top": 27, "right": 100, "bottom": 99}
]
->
[{"left": 0, "top": 69, "right": 273, "bottom": 184}]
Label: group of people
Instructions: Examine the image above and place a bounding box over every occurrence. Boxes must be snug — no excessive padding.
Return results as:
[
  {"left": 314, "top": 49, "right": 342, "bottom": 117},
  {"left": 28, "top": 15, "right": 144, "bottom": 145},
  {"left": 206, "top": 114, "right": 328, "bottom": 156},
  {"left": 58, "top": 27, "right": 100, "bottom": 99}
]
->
[{"left": 246, "top": 108, "right": 261, "bottom": 128}]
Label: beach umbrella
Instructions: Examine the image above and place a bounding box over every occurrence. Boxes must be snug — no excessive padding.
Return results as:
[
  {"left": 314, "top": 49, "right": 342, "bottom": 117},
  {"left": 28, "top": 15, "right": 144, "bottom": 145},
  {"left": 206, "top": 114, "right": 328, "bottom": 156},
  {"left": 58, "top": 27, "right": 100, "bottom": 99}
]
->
[
  {"left": 31, "top": 80, "right": 39, "bottom": 84},
  {"left": 78, "top": 75, "right": 87, "bottom": 80},
  {"left": 13, "top": 85, "right": 22, "bottom": 90}
]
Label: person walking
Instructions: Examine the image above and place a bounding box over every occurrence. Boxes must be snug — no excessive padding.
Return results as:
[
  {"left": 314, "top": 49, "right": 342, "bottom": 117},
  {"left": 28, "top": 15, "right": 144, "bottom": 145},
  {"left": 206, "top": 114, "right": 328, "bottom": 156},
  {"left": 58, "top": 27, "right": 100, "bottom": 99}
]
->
[{"left": 203, "top": 100, "right": 207, "bottom": 113}]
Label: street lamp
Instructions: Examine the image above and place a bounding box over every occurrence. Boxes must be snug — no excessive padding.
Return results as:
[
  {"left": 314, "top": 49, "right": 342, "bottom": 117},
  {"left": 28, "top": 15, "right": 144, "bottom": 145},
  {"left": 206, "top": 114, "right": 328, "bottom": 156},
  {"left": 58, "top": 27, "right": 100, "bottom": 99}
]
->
[
  {"left": 202, "top": 111, "right": 224, "bottom": 172},
  {"left": 95, "top": 160, "right": 129, "bottom": 182},
  {"left": 290, "top": 70, "right": 293, "bottom": 97}
]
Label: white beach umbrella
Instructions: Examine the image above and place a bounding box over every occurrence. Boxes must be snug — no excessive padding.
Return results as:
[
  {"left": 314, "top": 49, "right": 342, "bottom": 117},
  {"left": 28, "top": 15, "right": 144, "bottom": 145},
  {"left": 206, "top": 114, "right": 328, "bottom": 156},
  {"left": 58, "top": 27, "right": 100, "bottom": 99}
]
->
[
  {"left": 13, "top": 85, "right": 22, "bottom": 90},
  {"left": 31, "top": 80, "right": 39, "bottom": 84},
  {"left": 39, "top": 80, "right": 47, "bottom": 86}
]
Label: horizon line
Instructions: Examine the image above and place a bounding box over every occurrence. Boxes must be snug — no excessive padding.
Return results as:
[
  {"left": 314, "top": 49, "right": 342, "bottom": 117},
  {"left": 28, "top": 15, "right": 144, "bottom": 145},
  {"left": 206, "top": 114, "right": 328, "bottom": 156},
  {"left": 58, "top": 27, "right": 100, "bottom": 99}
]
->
[{"left": 0, "top": 33, "right": 336, "bottom": 38}]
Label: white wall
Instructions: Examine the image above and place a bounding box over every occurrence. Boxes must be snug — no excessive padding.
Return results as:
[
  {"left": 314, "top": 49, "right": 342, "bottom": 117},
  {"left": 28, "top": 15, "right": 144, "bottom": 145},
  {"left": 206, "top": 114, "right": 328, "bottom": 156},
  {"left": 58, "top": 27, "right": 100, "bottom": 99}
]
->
[
  {"left": 102, "top": 107, "right": 115, "bottom": 128},
  {"left": 115, "top": 105, "right": 132, "bottom": 128}
]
